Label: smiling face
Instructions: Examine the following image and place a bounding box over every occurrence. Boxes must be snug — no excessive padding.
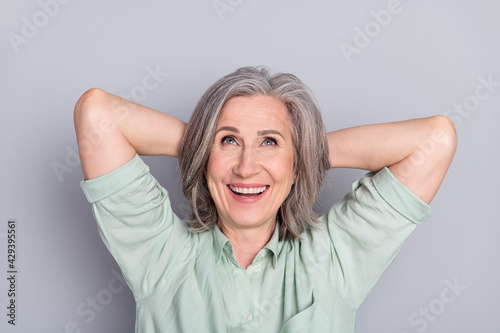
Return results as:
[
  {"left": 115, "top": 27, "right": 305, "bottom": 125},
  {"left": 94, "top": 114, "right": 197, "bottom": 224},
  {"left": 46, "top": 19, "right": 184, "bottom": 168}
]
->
[{"left": 206, "top": 95, "right": 296, "bottom": 231}]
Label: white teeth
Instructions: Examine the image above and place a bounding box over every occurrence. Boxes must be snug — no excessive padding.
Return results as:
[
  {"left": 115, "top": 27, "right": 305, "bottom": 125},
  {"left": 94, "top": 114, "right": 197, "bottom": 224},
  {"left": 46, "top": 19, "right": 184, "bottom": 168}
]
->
[{"left": 229, "top": 185, "right": 267, "bottom": 194}]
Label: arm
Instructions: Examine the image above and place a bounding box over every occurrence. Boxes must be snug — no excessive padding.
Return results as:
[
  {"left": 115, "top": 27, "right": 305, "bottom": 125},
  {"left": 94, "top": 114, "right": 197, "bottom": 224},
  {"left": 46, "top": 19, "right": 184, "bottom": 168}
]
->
[
  {"left": 324, "top": 116, "right": 456, "bottom": 303},
  {"left": 73, "top": 88, "right": 186, "bottom": 180},
  {"left": 327, "top": 115, "right": 457, "bottom": 204},
  {"left": 75, "top": 89, "right": 192, "bottom": 298}
]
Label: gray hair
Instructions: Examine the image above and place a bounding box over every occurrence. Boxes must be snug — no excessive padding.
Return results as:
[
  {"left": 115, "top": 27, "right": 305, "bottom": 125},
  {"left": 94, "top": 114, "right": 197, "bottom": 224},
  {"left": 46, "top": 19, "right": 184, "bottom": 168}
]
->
[{"left": 178, "top": 66, "right": 330, "bottom": 241}]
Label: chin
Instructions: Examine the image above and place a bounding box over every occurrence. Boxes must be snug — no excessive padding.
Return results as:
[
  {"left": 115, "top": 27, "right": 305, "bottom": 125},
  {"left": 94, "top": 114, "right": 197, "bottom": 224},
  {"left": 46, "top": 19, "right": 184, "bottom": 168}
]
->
[{"left": 221, "top": 214, "right": 275, "bottom": 229}]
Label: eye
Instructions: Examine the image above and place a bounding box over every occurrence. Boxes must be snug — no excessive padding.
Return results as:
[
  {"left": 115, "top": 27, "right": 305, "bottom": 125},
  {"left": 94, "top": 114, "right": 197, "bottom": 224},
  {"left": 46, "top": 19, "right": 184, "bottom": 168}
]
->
[
  {"left": 262, "top": 137, "right": 277, "bottom": 146},
  {"left": 221, "top": 135, "right": 237, "bottom": 145}
]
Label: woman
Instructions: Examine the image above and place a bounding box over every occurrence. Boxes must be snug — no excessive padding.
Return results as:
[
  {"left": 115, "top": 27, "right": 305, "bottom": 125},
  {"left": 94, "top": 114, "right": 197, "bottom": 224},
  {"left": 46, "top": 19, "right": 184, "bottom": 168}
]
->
[{"left": 75, "top": 66, "right": 457, "bottom": 332}]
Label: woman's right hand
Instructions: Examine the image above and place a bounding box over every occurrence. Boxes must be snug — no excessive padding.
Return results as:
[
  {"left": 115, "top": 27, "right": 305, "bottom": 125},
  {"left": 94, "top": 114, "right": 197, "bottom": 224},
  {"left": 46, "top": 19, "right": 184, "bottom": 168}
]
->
[{"left": 73, "top": 88, "right": 186, "bottom": 180}]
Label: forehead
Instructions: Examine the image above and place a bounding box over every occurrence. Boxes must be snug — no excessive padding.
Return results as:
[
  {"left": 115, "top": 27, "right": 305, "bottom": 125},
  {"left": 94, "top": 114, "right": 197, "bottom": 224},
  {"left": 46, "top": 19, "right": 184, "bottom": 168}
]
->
[{"left": 218, "top": 95, "right": 291, "bottom": 131}]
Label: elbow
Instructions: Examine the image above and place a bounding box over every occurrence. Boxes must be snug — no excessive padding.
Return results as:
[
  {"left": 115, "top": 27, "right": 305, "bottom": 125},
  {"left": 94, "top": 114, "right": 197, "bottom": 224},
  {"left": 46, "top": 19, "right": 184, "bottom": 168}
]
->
[
  {"left": 73, "top": 88, "right": 110, "bottom": 128},
  {"left": 74, "top": 88, "right": 107, "bottom": 115},
  {"left": 429, "top": 115, "right": 458, "bottom": 157}
]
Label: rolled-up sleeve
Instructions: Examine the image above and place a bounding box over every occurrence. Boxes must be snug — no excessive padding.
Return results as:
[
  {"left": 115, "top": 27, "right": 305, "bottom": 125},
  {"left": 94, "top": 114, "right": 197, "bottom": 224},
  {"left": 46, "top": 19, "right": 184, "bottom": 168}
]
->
[
  {"left": 80, "top": 154, "right": 191, "bottom": 300},
  {"left": 324, "top": 166, "right": 431, "bottom": 307}
]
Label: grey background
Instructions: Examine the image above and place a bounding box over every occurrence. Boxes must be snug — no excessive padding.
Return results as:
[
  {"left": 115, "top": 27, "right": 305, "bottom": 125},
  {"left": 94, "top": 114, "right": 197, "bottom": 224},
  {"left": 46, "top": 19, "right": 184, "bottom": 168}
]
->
[{"left": 1, "top": 0, "right": 499, "bottom": 332}]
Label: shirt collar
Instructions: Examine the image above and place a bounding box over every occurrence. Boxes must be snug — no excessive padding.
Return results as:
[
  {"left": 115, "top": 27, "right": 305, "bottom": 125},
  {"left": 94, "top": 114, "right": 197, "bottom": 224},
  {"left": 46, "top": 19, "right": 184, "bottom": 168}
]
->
[
  {"left": 212, "top": 223, "right": 280, "bottom": 267},
  {"left": 264, "top": 222, "right": 279, "bottom": 267},
  {"left": 213, "top": 224, "right": 232, "bottom": 264}
]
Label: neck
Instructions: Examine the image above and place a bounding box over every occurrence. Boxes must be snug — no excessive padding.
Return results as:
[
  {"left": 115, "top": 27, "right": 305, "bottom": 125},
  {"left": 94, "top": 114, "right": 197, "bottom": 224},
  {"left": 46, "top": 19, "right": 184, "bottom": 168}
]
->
[{"left": 218, "top": 221, "right": 275, "bottom": 269}]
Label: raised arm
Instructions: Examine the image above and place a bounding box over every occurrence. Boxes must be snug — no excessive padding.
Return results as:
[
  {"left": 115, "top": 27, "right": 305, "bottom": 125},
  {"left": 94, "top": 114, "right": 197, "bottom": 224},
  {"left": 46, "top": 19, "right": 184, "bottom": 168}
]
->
[
  {"left": 73, "top": 88, "right": 186, "bottom": 180},
  {"left": 327, "top": 115, "right": 457, "bottom": 204}
]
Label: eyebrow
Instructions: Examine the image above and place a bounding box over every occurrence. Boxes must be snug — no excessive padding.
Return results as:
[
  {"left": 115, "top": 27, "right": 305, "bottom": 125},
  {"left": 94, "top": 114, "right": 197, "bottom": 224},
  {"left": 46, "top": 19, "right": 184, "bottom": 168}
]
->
[
  {"left": 216, "top": 126, "right": 239, "bottom": 134},
  {"left": 257, "top": 129, "right": 284, "bottom": 139},
  {"left": 215, "top": 126, "right": 285, "bottom": 139}
]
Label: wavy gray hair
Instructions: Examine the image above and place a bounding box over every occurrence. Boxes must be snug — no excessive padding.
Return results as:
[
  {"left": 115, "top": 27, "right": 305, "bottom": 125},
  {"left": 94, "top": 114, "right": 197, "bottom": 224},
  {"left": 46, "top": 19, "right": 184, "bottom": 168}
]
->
[{"left": 178, "top": 66, "right": 330, "bottom": 241}]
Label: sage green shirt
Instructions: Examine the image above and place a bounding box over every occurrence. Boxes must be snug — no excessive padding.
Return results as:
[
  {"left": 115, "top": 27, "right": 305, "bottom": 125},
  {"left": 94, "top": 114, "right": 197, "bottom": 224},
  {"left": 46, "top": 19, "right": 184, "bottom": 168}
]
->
[{"left": 80, "top": 153, "right": 431, "bottom": 333}]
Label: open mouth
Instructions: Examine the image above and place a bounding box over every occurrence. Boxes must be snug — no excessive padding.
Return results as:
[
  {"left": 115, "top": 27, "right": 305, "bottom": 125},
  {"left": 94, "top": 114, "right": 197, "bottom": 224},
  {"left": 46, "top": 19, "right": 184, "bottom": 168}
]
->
[{"left": 228, "top": 185, "right": 268, "bottom": 198}]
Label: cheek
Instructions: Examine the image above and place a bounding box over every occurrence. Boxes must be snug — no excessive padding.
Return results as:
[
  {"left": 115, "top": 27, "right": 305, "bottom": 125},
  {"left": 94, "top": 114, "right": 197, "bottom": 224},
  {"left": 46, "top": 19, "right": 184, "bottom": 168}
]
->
[
  {"left": 264, "top": 154, "right": 295, "bottom": 181},
  {"left": 205, "top": 165, "right": 222, "bottom": 202},
  {"left": 207, "top": 151, "right": 231, "bottom": 183}
]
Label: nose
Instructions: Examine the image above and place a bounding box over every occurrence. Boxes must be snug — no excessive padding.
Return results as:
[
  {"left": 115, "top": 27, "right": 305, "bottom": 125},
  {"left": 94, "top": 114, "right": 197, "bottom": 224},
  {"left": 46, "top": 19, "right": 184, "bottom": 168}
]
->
[{"left": 233, "top": 147, "right": 261, "bottom": 178}]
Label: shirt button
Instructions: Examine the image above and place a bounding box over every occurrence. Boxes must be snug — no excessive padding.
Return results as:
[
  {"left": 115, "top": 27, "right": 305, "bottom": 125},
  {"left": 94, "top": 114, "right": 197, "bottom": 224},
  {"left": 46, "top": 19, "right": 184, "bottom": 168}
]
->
[{"left": 245, "top": 313, "right": 253, "bottom": 321}]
